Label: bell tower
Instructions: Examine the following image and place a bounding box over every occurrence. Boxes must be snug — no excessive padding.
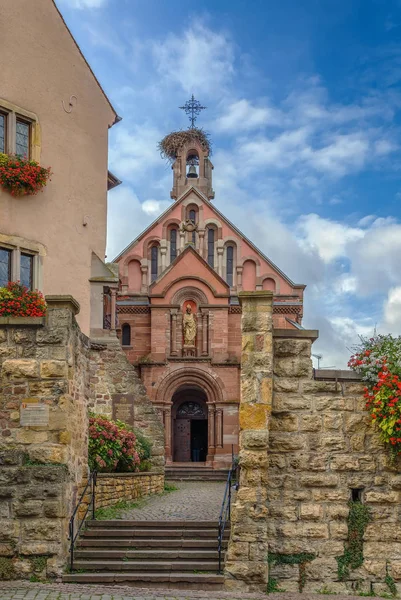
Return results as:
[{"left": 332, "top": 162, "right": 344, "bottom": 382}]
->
[{"left": 159, "top": 96, "right": 215, "bottom": 201}]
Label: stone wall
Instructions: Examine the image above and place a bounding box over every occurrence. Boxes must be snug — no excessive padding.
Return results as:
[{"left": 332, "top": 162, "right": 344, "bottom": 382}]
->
[
  {"left": 0, "top": 297, "right": 165, "bottom": 580},
  {"left": 88, "top": 341, "right": 165, "bottom": 469},
  {"left": 91, "top": 471, "right": 164, "bottom": 510},
  {"left": 268, "top": 333, "right": 401, "bottom": 595}
]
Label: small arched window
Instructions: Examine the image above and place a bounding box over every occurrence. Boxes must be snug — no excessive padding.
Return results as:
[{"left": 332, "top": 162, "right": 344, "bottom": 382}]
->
[
  {"left": 151, "top": 245, "right": 158, "bottom": 282},
  {"left": 122, "top": 324, "right": 131, "bottom": 346},
  {"left": 170, "top": 229, "right": 177, "bottom": 262},
  {"left": 226, "top": 246, "right": 234, "bottom": 287},
  {"left": 207, "top": 228, "right": 215, "bottom": 268},
  {"left": 189, "top": 209, "right": 196, "bottom": 244}
]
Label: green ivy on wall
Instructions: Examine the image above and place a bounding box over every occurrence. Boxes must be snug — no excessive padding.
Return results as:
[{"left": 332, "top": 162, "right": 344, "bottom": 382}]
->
[
  {"left": 336, "top": 501, "right": 372, "bottom": 580},
  {"left": 268, "top": 552, "right": 316, "bottom": 592}
]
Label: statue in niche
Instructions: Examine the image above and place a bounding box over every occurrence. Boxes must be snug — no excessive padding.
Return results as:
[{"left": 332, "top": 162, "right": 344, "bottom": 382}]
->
[{"left": 183, "top": 304, "right": 197, "bottom": 354}]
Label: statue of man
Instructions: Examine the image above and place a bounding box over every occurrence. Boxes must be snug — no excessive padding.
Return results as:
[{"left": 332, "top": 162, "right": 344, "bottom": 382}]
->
[{"left": 183, "top": 304, "right": 196, "bottom": 346}]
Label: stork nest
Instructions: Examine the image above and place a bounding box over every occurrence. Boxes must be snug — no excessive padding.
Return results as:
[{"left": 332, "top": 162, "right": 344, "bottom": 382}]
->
[{"left": 158, "top": 128, "right": 211, "bottom": 162}]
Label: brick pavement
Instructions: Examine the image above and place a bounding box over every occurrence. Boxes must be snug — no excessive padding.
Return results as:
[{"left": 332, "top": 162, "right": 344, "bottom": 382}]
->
[
  {"left": 116, "top": 481, "right": 226, "bottom": 521},
  {"left": 0, "top": 583, "right": 388, "bottom": 600}
]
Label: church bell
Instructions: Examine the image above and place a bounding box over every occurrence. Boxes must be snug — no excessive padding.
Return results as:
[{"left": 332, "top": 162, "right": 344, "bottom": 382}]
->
[{"left": 187, "top": 165, "right": 198, "bottom": 178}]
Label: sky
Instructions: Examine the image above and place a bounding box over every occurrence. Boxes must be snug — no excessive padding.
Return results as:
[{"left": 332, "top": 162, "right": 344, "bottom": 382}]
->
[{"left": 57, "top": 0, "right": 401, "bottom": 368}]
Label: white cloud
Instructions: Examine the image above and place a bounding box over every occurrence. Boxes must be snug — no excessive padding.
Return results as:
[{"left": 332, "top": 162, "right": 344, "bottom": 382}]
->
[
  {"left": 59, "top": 0, "right": 106, "bottom": 8},
  {"left": 152, "top": 22, "right": 235, "bottom": 96},
  {"left": 383, "top": 287, "right": 401, "bottom": 332},
  {"left": 215, "top": 99, "right": 282, "bottom": 133},
  {"left": 305, "top": 133, "right": 370, "bottom": 176},
  {"left": 109, "top": 124, "right": 163, "bottom": 183},
  {"left": 142, "top": 199, "right": 172, "bottom": 216},
  {"left": 297, "top": 214, "right": 365, "bottom": 262}
]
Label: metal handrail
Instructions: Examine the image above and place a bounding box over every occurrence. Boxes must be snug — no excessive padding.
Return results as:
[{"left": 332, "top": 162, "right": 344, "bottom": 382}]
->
[
  {"left": 68, "top": 470, "right": 97, "bottom": 571},
  {"left": 217, "top": 459, "right": 239, "bottom": 573}
]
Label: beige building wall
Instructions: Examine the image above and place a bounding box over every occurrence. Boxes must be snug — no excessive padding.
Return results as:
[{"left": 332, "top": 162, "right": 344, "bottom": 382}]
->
[{"left": 0, "top": 0, "right": 118, "bottom": 334}]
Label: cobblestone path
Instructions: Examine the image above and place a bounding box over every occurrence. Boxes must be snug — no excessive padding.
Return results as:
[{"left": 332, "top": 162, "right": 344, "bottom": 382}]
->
[
  {"left": 0, "top": 583, "right": 387, "bottom": 600},
  {"left": 117, "top": 481, "right": 226, "bottom": 521}
]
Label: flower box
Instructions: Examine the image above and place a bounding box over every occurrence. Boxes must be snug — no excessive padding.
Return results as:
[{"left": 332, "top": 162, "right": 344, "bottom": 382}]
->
[{"left": 0, "top": 316, "right": 45, "bottom": 327}]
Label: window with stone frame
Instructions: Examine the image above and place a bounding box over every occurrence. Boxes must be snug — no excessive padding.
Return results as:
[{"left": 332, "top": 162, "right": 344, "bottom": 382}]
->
[
  {"left": 189, "top": 209, "right": 196, "bottom": 245},
  {"left": 151, "top": 245, "right": 159, "bottom": 282},
  {"left": 0, "top": 112, "right": 6, "bottom": 153},
  {"left": 0, "top": 102, "right": 35, "bottom": 159},
  {"left": 226, "top": 245, "right": 234, "bottom": 287},
  {"left": 207, "top": 228, "right": 215, "bottom": 268},
  {"left": 122, "top": 323, "right": 131, "bottom": 346},
  {"left": 20, "top": 253, "right": 34, "bottom": 290},
  {"left": 0, "top": 247, "right": 12, "bottom": 287},
  {"left": 170, "top": 228, "right": 178, "bottom": 262},
  {"left": 15, "top": 117, "right": 31, "bottom": 158}
]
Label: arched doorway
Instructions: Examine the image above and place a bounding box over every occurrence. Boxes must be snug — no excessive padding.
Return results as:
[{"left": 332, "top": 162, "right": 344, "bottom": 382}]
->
[{"left": 172, "top": 386, "right": 208, "bottom": 462}]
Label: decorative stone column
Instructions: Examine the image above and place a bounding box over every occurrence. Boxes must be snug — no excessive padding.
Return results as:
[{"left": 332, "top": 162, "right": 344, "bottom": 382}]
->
[
  {"left": 110, "top": 289, "right": 117, "bottom": 332},
  {"left": 140, "top": 264, "right": 148, "bottom": 292},
  {"left": 198, "top": 229, "right": 205, "bottom": 258},
  {"left": 179, "top": 230, "right": 185, "bottom": 254},
  {"left": 207, "top": 404, "right": 216, "bottom": 462},
  {"left": 164, "top": 407, "right": 172, "bottom": 463},
  {"left": 225, "top": 291, "right": 273, "bottom": 592},
  {"left": 217, "top": 244, "right": 224, "bottom": 277},
  {"left": 160, "top": 242, "right": 167, "bottom": 272},
  {"left": 216, "top": 407, "right": 223, "bottom": 448},
  {"left": 201, "top": 310, "right": 208, "bottom": 356},
  {"left": 170, "top": 309, "right": 178, "bottom": 356},
  {"left": 236, "top": 266, "right": 243, "bottom": 291}
]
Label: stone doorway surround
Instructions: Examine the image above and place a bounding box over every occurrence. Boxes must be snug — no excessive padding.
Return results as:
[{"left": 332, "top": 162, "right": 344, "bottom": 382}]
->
[
  {"left": 172, "top": 388, "right": 208, "bottom": 462},
  {"left": 155, "top": 367, "right": 225, "bottom": 465}
]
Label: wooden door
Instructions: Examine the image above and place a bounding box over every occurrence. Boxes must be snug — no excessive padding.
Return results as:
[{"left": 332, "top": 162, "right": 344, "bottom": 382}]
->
[{"left": 174, "top": 418, "right": 191, "bottom": 461}]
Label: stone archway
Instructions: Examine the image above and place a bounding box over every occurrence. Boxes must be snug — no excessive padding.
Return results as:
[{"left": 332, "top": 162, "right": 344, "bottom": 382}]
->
[
  {"left": 172, "top": 387, "right": 208, "bottom": 463},
  {"left": 155, "top": 367, "right": 225, "bottom": 464}
]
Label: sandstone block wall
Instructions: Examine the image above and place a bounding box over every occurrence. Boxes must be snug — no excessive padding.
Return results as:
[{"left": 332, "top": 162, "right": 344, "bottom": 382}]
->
[
  {"left": 0, "top": 298, "right": 165, "bottom": 580},
  {"left": 268, "top": 335, "right": 401, "bottom": 595},
  {"left": 93, "top": 471, "right": 164, "bottom": 510}
]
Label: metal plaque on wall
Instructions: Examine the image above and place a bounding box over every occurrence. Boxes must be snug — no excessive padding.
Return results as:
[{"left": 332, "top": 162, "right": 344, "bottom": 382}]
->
[{"left": 20, "top": 400, "right": 49, "bottom": 427}]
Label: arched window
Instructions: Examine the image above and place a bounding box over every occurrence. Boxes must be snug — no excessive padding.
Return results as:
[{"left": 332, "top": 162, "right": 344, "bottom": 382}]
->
[
  {"left": 189, "top": 209, "right": 196, "bottom": 244},
  {"left": 122, "top": 324, "right": 131, "bottom": 346},
  {"left": 207, "top": 228, "right": 215, "bottom": 268},
  {"left": 151, "top": 245, "right": 158, "bottom": 282},
  {"left": 170, "top": 228, "right": 177, "bottom": 262},
  {"left": 226, "top": 246, "right": 234, "bottom": 286}
]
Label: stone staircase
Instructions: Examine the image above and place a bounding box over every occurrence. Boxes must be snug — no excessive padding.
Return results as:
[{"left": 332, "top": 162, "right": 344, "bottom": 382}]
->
[
  {"left": 165, "top": 463, "right": 229, "bottom": 481},
  {"left": 63, "top": 519, "right": 228, "bottom": 589}
]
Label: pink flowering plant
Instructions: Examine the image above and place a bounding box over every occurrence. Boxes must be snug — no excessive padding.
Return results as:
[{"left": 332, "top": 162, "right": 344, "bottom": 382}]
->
[
  {"left": 88, "top": 414, "right": 140, "bottom": 472},
  {"left": 349, "top": 334, "right": 401, "bottom": 457}
]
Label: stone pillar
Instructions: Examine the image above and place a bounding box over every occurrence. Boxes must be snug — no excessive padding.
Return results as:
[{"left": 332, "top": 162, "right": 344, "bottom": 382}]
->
[
  {"left": 236, "top": 266, "right": 243, "bottom": 291},
  {"left": 202, "top": 310, "right": 208, "bottom": 356},
  {"left": 217, "top": 245, "right": 224, "bottom": 277},
  {"left": 140, "top": 264, "right": 148, "bottom": 292},
  {"left": 160, "top": 243, "right": 167, "bottom": 272},
  {"left": 179, "top": 230, "right": 185, "bottom": 254},
  {"left": 216, "top": 407, "right": 223, "bottom": 448},
  {"left": 225, "top": 291, "right": 273, "bottom": 592},
  {"left": 164, "top": 407, "right": 172, "bottom": 463},
  {"left": 110, "top": 289, "right": 117, "bottom": 332},
  {"left": 207, "top": 404, "right": 215, "bottom": 462},
  {"left": 170, "top": 309, "right": 178, "bottom": 356},
  {"left": 198, "top": 230, "right": 205, "bottom": 258}
]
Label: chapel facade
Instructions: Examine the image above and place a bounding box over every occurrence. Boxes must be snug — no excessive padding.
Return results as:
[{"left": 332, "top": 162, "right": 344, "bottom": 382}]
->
[{"left": 114, "top": 118, "right": 306, "bottom": 466}]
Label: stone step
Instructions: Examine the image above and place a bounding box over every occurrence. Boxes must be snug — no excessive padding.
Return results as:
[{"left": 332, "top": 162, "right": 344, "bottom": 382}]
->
[
  {"left": 75, "top": 549, "right": 223, "bottom": 560},
  {"left": 77, "top": 538, "right": 228, "bottom": 549},
  {"left": 62, "top": 571, "right": 225, "bottom": 589},
  {"left": 71, "top": 559, "right": 220, "bottom": 572},
  {"left": 165, "top": 470, "right": 229, "bottom": 481},
  {"left": 87, "top": 519, "right": 222, "bottom": 528},
  {"left": 82, "top": 528, "right": 227, "bottom": 539}
]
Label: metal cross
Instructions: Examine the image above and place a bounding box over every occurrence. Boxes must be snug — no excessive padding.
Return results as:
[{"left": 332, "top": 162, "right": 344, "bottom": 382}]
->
[{"left": 179, "top": 95, "right": 207, "bottom": 128}]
